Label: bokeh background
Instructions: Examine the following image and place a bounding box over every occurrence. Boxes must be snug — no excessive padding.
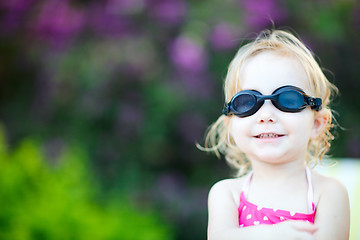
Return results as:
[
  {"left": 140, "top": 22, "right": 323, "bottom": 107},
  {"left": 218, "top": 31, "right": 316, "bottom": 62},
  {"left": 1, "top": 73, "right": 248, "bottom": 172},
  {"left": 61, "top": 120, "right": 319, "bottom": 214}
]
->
[{"left": 0, "top": 0, "right": 359, "bottom": 239}]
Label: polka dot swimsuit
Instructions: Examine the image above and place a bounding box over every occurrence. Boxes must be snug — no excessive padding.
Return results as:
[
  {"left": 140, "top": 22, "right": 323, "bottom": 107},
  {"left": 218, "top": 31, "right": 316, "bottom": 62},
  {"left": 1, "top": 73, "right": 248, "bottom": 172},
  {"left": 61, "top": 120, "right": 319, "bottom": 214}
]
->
[{"left": 238, "top": 167, "right": 316, "bottom": 227}]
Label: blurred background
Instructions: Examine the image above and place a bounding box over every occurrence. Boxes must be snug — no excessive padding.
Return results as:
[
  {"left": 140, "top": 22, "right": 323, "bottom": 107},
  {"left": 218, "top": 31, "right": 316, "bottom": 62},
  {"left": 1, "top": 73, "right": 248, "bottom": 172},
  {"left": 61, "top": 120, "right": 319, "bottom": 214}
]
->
[{"left": 0, "top": 0, "right": 359, "bottom": 239}]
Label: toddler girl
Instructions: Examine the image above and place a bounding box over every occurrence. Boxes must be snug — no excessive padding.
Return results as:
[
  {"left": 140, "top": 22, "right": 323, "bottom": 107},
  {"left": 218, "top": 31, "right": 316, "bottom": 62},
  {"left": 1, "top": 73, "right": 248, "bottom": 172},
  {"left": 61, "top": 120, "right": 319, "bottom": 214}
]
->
[{"left": 201, "top": 30, "right": 350, "bottom": 240}]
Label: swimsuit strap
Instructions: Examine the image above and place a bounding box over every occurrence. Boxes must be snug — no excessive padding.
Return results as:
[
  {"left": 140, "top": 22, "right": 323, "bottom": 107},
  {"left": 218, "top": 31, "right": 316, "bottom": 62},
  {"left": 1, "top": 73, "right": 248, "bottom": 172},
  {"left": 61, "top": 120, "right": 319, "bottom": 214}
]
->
[
  {"left": 243, "top": 167, "right": 314, "bottom": 213},
  {"left": 243, "top": 171, "right": 253, "bottom": 197},
  {"left": 305, "top": 166, "right": 314, "bottom": 213}
]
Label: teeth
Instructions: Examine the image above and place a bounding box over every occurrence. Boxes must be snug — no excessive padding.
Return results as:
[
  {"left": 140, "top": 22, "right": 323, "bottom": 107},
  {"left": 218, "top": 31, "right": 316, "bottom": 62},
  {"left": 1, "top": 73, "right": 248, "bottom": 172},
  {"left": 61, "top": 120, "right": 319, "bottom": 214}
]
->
[{"left": 258, "top": 133, "right": 278, "bottom": 138}]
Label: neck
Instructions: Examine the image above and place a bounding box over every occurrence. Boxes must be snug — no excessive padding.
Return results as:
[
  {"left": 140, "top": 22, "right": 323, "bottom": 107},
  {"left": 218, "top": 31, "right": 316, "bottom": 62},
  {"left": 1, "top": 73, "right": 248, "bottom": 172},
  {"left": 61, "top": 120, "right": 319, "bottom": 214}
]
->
[{"left": 250, "top": 160, "right": 307, "bottom": 184}]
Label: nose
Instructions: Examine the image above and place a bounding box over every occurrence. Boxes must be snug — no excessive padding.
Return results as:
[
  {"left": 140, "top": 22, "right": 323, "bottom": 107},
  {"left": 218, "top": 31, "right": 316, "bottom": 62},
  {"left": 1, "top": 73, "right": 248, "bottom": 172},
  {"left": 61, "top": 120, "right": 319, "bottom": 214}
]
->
[{"left": 257, "top": 100, "right": 277, "bottom": 123}]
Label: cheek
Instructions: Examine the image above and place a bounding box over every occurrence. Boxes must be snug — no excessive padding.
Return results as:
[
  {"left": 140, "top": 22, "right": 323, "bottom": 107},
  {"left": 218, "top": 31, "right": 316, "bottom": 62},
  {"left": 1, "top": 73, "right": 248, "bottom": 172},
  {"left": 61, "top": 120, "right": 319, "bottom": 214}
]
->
[
  {"left": 287, "top": 111, "right": 314, "bottom": 138},
  {"left": 230, "top": 118, "right": 251, "bottom": 147},
  {"left": 230, "top": 118, "right": 247, "bottom": 134}
]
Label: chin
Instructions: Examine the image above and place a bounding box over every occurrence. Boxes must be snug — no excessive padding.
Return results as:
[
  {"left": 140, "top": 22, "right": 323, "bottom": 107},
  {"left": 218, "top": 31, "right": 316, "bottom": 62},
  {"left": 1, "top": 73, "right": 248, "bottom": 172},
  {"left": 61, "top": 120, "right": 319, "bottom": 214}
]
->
[{"left": 251, "top": 153, "right": 289, "bottom": 164}]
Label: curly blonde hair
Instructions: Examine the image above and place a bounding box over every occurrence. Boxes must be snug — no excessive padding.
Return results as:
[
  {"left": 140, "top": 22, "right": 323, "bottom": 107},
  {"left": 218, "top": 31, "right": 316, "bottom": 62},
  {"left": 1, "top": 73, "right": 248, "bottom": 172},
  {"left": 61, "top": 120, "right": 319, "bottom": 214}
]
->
[{"left": 199, "top": 29, "right": 338, "bottom": 176}]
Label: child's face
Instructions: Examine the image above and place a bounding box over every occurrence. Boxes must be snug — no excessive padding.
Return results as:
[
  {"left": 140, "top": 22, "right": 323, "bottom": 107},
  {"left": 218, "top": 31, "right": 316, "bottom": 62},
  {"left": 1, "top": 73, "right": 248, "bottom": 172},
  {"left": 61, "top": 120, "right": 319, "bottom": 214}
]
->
[{"left": 229, "top": 51, "right": 322, "bottom": 166}]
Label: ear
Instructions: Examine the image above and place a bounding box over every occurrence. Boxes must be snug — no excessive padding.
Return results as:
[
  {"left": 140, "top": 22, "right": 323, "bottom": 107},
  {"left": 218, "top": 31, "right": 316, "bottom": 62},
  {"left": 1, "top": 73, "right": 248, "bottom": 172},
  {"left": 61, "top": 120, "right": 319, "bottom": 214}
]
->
[{"left": 310, "top": 109, "right": 328, "bottom": 140}]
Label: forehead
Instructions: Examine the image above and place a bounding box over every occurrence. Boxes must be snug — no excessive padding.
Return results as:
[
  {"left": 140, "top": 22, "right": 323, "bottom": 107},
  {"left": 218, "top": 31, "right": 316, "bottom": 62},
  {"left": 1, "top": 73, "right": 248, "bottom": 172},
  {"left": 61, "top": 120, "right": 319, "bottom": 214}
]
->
[{"left": 239, "top": 51, "right": 311, "bottom": 94}]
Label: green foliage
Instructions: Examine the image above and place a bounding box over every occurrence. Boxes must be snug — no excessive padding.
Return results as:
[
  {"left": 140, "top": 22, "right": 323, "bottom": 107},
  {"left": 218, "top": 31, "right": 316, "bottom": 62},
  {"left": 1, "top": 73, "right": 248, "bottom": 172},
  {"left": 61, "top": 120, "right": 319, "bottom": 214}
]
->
[{"left": 0, "top": 128, "right": 173, "bottom": 240}]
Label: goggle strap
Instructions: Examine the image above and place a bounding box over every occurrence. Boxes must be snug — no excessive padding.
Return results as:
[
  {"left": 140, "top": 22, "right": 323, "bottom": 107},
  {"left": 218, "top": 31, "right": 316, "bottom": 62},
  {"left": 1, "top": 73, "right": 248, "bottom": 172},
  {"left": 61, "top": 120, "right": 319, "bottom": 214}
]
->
[
  {"left": 222, "top": 104, "right": 230, "bottom": 115},
  {"left": 308, "top": 97, "right": 322, "bottom": 111}
]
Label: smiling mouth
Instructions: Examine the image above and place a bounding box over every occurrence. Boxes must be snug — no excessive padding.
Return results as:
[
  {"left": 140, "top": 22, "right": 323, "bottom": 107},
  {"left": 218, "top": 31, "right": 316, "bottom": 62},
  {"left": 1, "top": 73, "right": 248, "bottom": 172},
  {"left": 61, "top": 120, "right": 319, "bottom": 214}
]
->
[{"left": 255, "top": 133, "right": 285, "bottom": 139}]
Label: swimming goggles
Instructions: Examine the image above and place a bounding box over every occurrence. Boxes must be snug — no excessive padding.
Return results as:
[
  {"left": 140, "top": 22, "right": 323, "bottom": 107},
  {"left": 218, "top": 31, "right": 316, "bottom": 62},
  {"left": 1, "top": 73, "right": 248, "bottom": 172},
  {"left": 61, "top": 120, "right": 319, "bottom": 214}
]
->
[{"left": 222, "top": 85, "right": 322, "bottom": 118}]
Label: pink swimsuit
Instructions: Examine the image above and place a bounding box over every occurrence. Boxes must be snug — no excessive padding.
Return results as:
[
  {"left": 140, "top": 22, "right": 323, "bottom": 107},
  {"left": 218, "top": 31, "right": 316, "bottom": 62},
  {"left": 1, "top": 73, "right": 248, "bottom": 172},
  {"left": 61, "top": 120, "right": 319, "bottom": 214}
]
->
[{"left": 238, "top": 167, "right": 316, "bottom": 227}]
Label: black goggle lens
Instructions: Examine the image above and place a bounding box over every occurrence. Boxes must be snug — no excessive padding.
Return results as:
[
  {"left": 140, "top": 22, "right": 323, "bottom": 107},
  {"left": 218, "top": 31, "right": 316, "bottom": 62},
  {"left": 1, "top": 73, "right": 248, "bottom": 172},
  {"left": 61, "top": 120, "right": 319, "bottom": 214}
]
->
[
  {"left": 233, "top": 94, "right": 257, "bottom": 113},
  {"left": 277, "top": 90, "right": 304, "bottom": 110},
  {"left": 223, "top": 85, "right": 322, "bottom": 117}
]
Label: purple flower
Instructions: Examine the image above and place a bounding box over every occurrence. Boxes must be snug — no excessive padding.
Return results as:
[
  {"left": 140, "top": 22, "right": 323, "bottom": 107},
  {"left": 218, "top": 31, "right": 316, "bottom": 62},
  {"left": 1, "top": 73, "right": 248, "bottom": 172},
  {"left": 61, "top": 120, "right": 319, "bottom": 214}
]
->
[
  {"left": 105, "top": 0, "right": 145, "bottom": 14},
  {"left": 0, "top": 0, "right": 35, "bottom": 34},
  {"left": 174, "top": 71, "right": 214, "bottom": 98},
  {"left": 146, "top": 0, "right": 187, "bottom": 25},
  {"left": 241, "top": 0, "right": 288, "bottom": 30},
  {"left": 87, "top": 3, "right": 136, "bottom": 37},
  {"left": 0, "top": 11, "right": 22, "bottom": 34},
  {"left": 32, "top": 0, "right": 85, "bottom": 47},
  {"left": 0, "top": 0, "right": 33, "bottom": 12},
  {"left": 169, "top": 36, "right": 208, "bottom": 73},
  {"left": 210, "top": 23, "right": 241, "bottom": 51}
]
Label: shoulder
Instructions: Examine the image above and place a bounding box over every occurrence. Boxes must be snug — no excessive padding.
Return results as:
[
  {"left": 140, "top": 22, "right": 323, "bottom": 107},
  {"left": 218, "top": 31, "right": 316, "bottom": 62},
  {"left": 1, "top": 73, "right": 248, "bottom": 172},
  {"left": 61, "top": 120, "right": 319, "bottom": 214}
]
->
[
  {"left": 311, "top": 170, "right": 350, "bottom": 239},
  {"left": 208, "top": 176, "right": 247, "bottom": 207},
  {"left": 311, "top": 170, "right": 349, "bottom": 202},
  {"left": 209, "top": 176, "right": 247, "bottom": 194},
  {"left": 209, "top": 177, "right": 245, "bottom": 192},
  {"left": 207, "top": 176, "right": 248, "bottom": 231}
]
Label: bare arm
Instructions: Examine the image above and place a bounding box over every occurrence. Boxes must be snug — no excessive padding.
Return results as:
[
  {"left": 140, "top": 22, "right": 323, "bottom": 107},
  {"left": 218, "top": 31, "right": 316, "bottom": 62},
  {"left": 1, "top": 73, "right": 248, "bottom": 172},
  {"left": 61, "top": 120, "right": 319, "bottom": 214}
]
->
[
  {"left": 207, "top": 180, "right": 240, "bottom": 239},
  {"left": 313, "top": 177, "right": 350, "bottom": 240},
  {"left": 207, "top": 180, "right": 317, "bottom": 240}
]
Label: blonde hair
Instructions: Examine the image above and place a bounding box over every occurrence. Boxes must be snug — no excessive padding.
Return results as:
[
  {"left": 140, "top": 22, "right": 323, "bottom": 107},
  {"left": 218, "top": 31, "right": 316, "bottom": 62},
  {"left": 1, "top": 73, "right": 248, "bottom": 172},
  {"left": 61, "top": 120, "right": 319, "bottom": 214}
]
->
[{"left": 199, "top": 29, "right": 338, "bottom": 176}]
